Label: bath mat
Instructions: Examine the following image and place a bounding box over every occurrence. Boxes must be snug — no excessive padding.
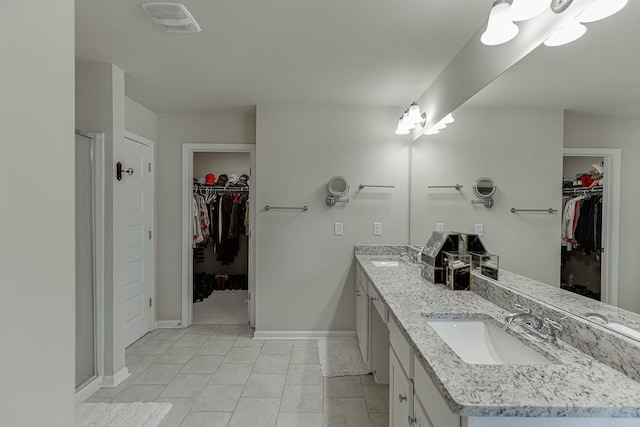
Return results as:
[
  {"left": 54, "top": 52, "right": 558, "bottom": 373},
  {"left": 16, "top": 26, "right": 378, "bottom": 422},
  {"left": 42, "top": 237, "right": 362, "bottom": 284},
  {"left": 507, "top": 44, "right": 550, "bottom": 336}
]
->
[
  {"left": 318, "top": 337, "right": 371, "bottom": 377},
  {"left": 76, "top": 402, "right": 172, "bottom": 427}
]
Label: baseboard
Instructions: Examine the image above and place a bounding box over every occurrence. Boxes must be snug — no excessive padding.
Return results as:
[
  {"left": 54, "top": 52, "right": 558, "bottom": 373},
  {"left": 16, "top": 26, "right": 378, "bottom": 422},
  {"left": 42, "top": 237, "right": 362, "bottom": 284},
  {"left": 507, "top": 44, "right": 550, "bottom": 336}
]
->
[
  {"left": 101, "top": 367, "right": 130, "bottom": 389},
  {"left": 253, "top": 330, "right": 357, "bottom": 340},
  {"left": 75, "top": 376, "right": 102, "bottom": 405},
  {"left": 157, "top": 320, "right": 182, "bottom": 329}
]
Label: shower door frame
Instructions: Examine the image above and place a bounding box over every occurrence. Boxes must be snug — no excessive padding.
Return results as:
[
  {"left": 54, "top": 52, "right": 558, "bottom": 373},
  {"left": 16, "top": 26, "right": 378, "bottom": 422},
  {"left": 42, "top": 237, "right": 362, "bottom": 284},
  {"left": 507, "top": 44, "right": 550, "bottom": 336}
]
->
[{"left": 75, "top": 132, "right": 106, "bottom": 405}]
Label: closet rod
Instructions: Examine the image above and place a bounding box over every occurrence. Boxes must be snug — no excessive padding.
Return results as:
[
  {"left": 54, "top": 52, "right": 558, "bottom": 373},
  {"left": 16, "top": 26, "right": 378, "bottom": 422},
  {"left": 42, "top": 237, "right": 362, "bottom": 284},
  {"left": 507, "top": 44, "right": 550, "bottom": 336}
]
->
[{"left": 510, "top": 208, "right": 558, "bottom": 214}]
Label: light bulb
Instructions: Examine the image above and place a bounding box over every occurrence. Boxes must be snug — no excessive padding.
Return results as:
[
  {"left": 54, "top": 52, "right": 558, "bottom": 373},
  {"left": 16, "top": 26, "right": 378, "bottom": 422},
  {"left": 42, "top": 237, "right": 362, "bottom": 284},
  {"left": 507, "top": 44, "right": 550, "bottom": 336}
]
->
[
  {"left": 579, "top": 0, "right": 628, "bottom": 23},
  {"left": 403, "top": 110, "right": 416, "bottom": 130},
  {"left": 544, "top": 20, "right": 587, "bottom": 47},
  {"left": 508, "top": 0, "right": 550, "bottom": 21},
  {"left": 394, "top": 117, "right": 409, "bottom": 135},
  {"left": 407, "top": 102, "right": 421, "bottom": 125},
  {"left": 481, "top": 0, "right": 520, "bottom": 46},
  {"left": 442, "top": 113, "right": 455, "bottom": 124}
]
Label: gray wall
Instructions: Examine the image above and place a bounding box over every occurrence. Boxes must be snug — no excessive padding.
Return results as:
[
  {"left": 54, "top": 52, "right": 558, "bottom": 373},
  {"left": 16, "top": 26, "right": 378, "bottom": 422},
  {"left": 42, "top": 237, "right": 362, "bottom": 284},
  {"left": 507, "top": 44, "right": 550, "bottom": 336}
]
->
[
  {"left": 156, "top": 110, "right": 256, "bottom": 321},
  {"left": 564, "top": 113, "right": 640, "bottom": 313},
  {"left": 125, "top": 96, "right": 157, "bottom": 141},
  {"left": 76, "top": 61, "right": 127, "bottom": 380},
  {"left": 410, "top": 107, "right": 564, "bottom": 286},
  {"left": 255, "top": 105, "right": 410, "bottom": 332},
  {"left": 0, "top": 1, "right": 75, "bottom": 425}
]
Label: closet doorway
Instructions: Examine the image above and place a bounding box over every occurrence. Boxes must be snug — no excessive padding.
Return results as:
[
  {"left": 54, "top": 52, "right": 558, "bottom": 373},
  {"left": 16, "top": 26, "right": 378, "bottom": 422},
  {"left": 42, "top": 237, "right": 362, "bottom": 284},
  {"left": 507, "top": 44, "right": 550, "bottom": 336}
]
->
[
  {"left": 562, "top": 148, "right": 621, "bottom": 306},
  {"left": 182, "top": 144, "right": 256, "bottom": 328}
]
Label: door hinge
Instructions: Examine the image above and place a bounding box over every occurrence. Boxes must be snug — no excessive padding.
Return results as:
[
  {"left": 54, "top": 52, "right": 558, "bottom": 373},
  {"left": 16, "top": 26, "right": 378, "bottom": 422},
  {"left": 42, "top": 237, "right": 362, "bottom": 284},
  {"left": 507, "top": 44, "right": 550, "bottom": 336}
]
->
[
  {"left": 149, "top": 230, "right": 152, "bottom": 240},
  {"left": 149, "top": 162, "right": 152, "bottom": 172},
  {"left": 149, "top": 298, "right": 153, "bottom": 307},
  {"left": 248, "top": 291, "right": 251, "bottom": 300}
]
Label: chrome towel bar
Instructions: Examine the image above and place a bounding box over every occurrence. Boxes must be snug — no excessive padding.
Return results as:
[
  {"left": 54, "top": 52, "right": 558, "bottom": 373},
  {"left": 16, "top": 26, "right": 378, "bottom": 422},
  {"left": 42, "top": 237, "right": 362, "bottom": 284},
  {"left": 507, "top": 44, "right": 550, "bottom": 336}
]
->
[
  {"left": 510, "top": 208, "right": 558, "bottom": 214},
  {"left": 264, "top": 205, "right": 308, "bottom": 211},
  {"left": 428, "top": 184, "right": 463, "bottom": 190},
  {"left": 359, "top": 184, "right": 395, "bottom": 189}
]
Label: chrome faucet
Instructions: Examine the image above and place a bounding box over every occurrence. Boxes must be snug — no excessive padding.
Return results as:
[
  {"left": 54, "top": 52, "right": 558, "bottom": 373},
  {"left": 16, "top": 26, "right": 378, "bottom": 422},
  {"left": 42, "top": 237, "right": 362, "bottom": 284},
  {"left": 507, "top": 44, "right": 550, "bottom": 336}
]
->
[
  {"left": 401, "top": 246, "right": 425, "bottom": 265},
  {"left": 505, "top": 304, "right": 563, "bottom": 343}
]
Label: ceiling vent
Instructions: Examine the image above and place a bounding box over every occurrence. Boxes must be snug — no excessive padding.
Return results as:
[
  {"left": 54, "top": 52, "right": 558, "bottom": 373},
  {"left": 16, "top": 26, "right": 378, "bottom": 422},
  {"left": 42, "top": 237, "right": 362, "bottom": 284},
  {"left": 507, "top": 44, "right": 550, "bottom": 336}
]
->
[{"left": 142, "top": 3, "right": 201, "bottom": 33}]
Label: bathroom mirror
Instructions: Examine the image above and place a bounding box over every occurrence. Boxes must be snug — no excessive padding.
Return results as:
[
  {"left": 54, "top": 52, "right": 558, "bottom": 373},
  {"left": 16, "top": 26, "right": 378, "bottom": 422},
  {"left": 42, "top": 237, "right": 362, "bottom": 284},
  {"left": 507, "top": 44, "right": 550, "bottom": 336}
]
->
[
  {"left": 472, "top": 177, "right": 496, "bottom": 198},
  {"left": 409, "top": 2, "right": 640, "bottom": 341},
  {"left": 326, "top": 176, "right": 350, "bottom": 207}
]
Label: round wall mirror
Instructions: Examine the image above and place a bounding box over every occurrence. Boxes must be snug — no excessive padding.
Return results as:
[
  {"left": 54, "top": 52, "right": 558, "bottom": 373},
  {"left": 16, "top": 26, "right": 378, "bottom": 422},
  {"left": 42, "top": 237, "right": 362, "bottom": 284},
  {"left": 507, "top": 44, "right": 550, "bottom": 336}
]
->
[
  {"left": 473, "top": 177, "right": 496, "bottom": 199},
  {"left": 327, "top": 176, "right": 350, "bottom": 197}
]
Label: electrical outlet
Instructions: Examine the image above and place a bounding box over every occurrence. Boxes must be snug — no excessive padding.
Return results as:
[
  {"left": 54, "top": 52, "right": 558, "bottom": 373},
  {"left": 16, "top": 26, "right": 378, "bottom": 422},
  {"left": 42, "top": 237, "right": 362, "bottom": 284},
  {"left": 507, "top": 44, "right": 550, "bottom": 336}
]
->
[
  {"left": 373, "top": 222, "right": 383, "bottom": 236},
  {"left": 436, "top": 222, "right": 445, "bottom": 232},
  {"left": 475, "top": 223, "right": 484, "bottom": 237},
  {"left": 334, "top": 222, "right": 344, "bottom": 236}
]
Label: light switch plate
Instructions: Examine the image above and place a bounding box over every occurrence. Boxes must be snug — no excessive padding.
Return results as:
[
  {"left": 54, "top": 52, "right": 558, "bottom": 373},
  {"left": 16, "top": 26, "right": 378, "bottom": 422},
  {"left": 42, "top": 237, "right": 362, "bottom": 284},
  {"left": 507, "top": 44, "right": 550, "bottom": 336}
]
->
[
  {"left": 334, "top": 222, "right": 343, "bottom": 236},
  {"left": 436, "top": 222, "right": 445, "bottom": 232},
  {"left": 373, "top": 222, "right": 382, "bottom": 236},
  {"left": 475, "top": 223, "right": 484, "bottom": 237}
]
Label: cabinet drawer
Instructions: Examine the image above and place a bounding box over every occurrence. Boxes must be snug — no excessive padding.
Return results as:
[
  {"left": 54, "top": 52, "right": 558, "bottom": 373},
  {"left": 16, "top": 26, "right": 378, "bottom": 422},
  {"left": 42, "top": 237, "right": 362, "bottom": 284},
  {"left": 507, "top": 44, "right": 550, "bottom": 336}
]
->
[
  {"left": 389, "top": 316, "right": 413, "bottom": 377},
  {"left": 368, "top": 282, "right": 388, "bottom": 323},
  {"left": 414, "top": 355, "right": 459, "bottom": 427}
]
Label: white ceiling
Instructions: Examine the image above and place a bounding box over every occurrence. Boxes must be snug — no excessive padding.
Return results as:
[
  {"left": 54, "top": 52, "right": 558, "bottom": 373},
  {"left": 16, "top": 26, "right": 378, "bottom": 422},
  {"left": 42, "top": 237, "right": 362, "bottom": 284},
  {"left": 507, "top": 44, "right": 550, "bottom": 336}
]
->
[
  {"left": 465, "top": 1, "right": 640, "bottom": 119},
  {"left": 75, "top": 0, "right": 494, "bottom": 113}
]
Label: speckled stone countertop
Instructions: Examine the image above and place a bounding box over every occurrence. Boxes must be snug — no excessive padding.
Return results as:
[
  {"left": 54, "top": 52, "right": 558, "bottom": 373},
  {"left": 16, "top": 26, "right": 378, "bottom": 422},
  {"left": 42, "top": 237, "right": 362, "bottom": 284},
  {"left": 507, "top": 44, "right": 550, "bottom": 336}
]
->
[{"left": 354, "top": 247, "right": 640, "bottom": 418}]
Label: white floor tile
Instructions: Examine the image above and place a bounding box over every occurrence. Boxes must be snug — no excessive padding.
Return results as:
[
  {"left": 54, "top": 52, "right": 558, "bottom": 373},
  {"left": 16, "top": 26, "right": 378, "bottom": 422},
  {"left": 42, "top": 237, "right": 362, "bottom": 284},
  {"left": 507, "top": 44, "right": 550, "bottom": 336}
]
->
[
  {"left": 324, "top": 376, "right": 363, "bottom": 398},
  {"left": 159, "top": 374, "right": 212, "bottom": 398},
  {"left": 181, "top": 355, "right": 224, "bottom": 374},
  {"left": 180, "top": 411, "right": 233, "bottom": 427},
  {"left": 285, "top": 364, "right": 322, "bottom": 385},
  {"left": 133, "top": 363, "right": 183, "bottom": 385},
  {"left": 280, "top": 385, "right": 323, "bottom": 413},
  {"left": 242, "top": 374, "right": 286, "bottom": 398},
  {"left": 156, "top": 347, "right": 199, "bottom": 364},
  {"left": 290, "top": 347, "right": 320, "bottom": 364},
  {"left": 155, "top": 397, "right": 196, "bottom": 427},
  {"left": 198, "top": 340, "right": 234, "bottom": 356},
  {"left": 253, "top": 355, "right": 290, "bottom": 374},
  {"left": 261, "top": 341, "right": 294, "bottom": 355},
  {"left": 222, "top": 347, "right": 261, "bottom": 364},
  {"left": 323, "top": 397, "right": 370, "bottom": 427},
  {"left": 191, "top": 384, "right": 243, "bottom": 412},
  {"left": 125, "top": 354, "right": 160, "bottom": 374},
  {"left": 228, "top": 398, "right": 280, "bottom": 427},
  {"left": 111, "top": 384, "right": 165, "bottom": 402},
  {"left": 276, "top": 412, "right": 323, "bottom": 427},
  {"left": 363, "top": 384, "right": 389, "bottom": 413}
]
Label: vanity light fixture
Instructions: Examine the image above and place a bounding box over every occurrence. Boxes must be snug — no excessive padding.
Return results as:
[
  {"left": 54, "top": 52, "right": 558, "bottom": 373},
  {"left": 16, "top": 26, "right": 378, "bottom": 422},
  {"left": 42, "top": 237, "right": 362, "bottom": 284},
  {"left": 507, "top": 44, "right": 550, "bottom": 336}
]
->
[
  {"left": 544, "top": 19, "right": 587, "bottom": 46},
  {"left": 402, "top": 109, "right": 416, "bottom": 130},
  {"left": 423, "top": 113, "right": 455, "bottom": 137},
  {"left": 508, "top": 0, "right": 551, "bottom": 22},
  {"left": 394, "top": 115, "right": 410, "bottom": 135},
  {"left": 481, "top": 0, "right": 520, "bottom": 46},
  {"left": 578, "top": 0, "right": 628, "bottom": 23},
  {"left": 407, "top": 102, "right": 422, "bottom": 125}
]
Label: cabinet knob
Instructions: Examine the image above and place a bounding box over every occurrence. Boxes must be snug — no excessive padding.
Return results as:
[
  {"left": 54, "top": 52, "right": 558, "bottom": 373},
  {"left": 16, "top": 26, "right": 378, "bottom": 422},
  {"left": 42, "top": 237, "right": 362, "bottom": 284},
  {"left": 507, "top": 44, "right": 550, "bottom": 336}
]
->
[
  {"left": 398, "top": 394, "right": 407, "bottom": 402},
  {"left": 408, "top": 416, "right": 417, "bottom": 425},
  {"left": 372, "top": 296, "right": 378, "bottom": 301}
]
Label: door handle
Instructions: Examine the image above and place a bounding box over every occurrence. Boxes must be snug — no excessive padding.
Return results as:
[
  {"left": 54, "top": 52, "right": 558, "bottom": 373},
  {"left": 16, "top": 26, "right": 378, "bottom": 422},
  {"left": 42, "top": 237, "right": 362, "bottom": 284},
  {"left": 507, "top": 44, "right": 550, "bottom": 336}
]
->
[
  {"left": 398, "top": 394, "right": 407, "bottom": 402},
  {"left": 408, "top": 416, "right": 417, "bottom": 425}
]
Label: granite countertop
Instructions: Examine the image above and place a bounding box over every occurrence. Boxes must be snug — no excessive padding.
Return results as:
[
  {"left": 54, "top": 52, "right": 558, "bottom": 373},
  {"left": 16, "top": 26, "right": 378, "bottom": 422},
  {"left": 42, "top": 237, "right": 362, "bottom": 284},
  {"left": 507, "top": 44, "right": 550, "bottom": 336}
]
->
[{"left": 355, "top": 249, "right": 640, "bottom": 418}]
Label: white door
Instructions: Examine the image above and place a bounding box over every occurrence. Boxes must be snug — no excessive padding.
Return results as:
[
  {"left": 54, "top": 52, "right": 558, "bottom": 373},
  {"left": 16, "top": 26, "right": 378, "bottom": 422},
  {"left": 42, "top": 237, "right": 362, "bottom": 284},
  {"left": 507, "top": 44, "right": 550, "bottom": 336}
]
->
[{"left": 123, "top": 136, "right": 153, "bottom": 347}]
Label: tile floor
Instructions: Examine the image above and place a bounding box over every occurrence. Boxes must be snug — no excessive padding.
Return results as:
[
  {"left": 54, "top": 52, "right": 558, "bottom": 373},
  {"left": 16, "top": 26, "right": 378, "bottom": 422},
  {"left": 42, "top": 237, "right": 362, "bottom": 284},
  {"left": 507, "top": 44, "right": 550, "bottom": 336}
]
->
[
  {"left": 192, "top": 291, "right": 249, "bottom": 325},
  {"left": 88, "top": 324, "right": 389, "bottom": 427}
]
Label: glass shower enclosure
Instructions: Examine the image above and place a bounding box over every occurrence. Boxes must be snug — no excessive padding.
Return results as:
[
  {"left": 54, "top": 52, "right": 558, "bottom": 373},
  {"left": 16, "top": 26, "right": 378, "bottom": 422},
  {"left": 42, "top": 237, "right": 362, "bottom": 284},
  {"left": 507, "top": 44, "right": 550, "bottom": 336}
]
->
[{"left": 75, "top": 132, "right": 102, "bottom": 390}]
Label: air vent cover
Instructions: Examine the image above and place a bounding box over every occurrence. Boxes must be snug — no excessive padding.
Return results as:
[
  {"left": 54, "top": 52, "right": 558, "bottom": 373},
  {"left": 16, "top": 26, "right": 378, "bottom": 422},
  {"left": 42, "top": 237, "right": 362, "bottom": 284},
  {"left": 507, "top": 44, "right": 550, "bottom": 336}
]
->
[{"left": 142, "top": 2, "right": 201, "bottom": 33}]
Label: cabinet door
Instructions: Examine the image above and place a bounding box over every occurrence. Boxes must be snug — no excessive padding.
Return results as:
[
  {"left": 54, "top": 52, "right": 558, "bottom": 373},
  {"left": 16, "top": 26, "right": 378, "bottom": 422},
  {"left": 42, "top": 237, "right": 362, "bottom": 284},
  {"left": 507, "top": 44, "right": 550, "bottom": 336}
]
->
[
  {"left": 413, "top": 393, "right": 434, "bottom": 427},
  {"left": 356, "top": 281, "right": 369, "bottom": 366},
  {"left": 390, "top": 348, "right": 412, "bottom": 427}
]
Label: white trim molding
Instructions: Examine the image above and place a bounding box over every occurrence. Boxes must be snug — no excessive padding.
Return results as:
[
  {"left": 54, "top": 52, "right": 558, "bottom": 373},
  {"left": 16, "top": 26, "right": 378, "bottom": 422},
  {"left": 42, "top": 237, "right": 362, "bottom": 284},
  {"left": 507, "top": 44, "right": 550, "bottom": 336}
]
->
[
  {"left": 253, "top": 331, "right": 357, "bottom": 340},
  {"left": 102, "top": 367, "right": 130, "bottom": 389},
  {"left": 563, "top": 148, "right": 621, "bottom": 307},
  {"left": 75, "top": 376, "right": 102, "bottom": 406},
  {"left": 157, "top": 320, "right": 183, "bottom": 329},
  {"left": 181, "top": 143, "right": 257, "bottom": 329}
]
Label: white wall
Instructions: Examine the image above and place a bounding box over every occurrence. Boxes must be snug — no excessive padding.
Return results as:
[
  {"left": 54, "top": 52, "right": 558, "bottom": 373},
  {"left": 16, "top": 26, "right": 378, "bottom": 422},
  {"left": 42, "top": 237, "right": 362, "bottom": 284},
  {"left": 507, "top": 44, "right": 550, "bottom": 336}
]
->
[
  {"left": 193, "top": 152, "right": 251, "bottom": 275},
  {"left": 156, "top": 109, "right": 256, "bottom": 321},
  {"left": 255, "top": 105, "right": 410, "bottom": 333},
  {"left": 0, "top": 1, "right": 75, "bottom": 425},
  {"left": 76, "top": 61, "right": 127, "bottom": 381},
  {"left": 125, "top": 96, "right": 157, "bottom": 141},
  {"left": 410, "top": 107, "right": 564, "bottom": 286},
  {"left": 564, "top": 113, "right": 640, "bottom": 313}
]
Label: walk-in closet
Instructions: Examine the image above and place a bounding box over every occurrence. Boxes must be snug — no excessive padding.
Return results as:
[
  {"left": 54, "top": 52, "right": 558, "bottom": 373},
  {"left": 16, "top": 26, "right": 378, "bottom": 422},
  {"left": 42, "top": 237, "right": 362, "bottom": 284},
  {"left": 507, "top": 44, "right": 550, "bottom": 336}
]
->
[
  {"left": 191, "top": 152, "right": 251, "bottom": 324},
  {"left": 561, "top": 156, "right": 604, "bottom": 300}
]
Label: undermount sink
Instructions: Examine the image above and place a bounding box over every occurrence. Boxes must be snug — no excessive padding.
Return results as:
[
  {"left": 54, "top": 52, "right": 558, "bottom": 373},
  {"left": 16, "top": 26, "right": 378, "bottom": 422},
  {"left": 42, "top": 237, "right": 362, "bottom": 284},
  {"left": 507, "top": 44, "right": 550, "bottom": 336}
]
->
[
  {"left": 585, "top": 313, "right": 640, "bottom": 340},
  {"left": 371, "top": 260, "right": 400, "bottom": 267},
  {"left": 426, "top": 318, "right": 551, "bottom": 365}
]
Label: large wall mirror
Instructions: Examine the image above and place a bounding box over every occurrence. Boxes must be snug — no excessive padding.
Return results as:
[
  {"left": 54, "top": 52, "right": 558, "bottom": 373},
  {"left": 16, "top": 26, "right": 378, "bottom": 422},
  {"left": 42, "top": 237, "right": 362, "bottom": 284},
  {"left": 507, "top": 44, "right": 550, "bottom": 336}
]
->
[{"left": 409, "top": 1, "right": 640, "bottom": 340}]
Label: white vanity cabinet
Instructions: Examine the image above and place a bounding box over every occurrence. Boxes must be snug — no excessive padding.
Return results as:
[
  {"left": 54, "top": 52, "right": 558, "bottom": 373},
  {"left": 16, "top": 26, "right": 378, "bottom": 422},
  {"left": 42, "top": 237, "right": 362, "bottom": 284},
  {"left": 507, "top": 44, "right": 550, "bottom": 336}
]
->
[
  {"left": 356, "top": 265, "right": 370, "bottom": 368},
  {"left": 390, "top": 347, "right": 413, "bottom": 427}
]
